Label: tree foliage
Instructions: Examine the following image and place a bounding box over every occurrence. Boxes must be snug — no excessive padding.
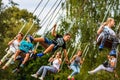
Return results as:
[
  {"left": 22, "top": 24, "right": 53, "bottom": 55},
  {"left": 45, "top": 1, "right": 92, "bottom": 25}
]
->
[
  {"left": 0, "top": 0, "right": 120, "bottom": 80},
  {"left": 0, "top": 1, "right": 39, "bottom": 79}
]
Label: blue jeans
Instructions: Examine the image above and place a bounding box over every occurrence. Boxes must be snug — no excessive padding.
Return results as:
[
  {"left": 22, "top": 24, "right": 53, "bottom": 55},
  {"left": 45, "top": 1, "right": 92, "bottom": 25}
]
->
[
  {"left": 36, "top": 66, "right": 57, "bottom": 78},
  {"left": 70, "top": 64, "right": 80, "bottom": 77}
]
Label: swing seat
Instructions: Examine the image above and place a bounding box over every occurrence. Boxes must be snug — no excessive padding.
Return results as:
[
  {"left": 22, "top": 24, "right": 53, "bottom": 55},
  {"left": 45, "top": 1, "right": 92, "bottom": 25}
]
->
[{"left": 97, "top": 37, "right": 113, "bottom": 49}]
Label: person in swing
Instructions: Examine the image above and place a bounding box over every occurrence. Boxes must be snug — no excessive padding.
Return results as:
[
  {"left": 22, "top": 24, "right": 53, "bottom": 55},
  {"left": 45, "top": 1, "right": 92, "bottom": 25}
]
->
[
  {"left": 88, "top": 53, "right": 118, "bottom": 78},
  {"left": 31, "top": 51, "right": 62, "bottom": 80},
  {"left": 13, "top": 35, "right": 34, "bottom": 68},
  {"left": 0, "top": 33, "right": 23, "bottom": 69},
  {"left": 67, "top": 50, "right": 84, "bottom": 80},
  {"left": 97, "top": 18, "right": 119, "bottom": 55},
  {"left": 29, "top": 24, "right": 71, "bottom": 63}
]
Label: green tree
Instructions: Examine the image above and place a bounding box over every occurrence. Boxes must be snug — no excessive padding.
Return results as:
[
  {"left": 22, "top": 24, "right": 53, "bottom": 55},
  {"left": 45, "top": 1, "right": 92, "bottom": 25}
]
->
[{"left": 0, "top": 1, "right": 39, "bottom": 79}]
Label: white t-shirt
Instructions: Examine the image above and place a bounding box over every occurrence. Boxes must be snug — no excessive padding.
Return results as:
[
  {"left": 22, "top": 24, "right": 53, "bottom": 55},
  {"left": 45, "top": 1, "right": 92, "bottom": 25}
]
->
[
  {"left": 97, "top": 32, "right": 104, "bottom": 42},
  {"left": 52, "top": 58, "right": 61, "bottom": 70},
  {"left": 9, "top": 40, "right": 19, "bottom": 53},
  {"left": 104, "top": 26, "right": 116, "bottom": 36}
]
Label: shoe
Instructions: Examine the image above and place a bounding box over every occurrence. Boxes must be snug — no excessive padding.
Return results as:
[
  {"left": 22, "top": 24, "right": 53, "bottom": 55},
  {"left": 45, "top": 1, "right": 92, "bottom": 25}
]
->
[
  {"left": 71, "top": 77, "right": 75, "bottom": 80},
  {"left": 88, "top": 71, "right": 94, "bottom": 74},
  {"left": 38, "top": 76, "right": 43, "bottom": 80},
  {"left": 99, "top": 44, "right": 104, "bottom": 51},
  {"left": 31, "top": 74, "right": 38, "bottom": 78},
  {"left": 20, "top": 64, "right": 24, "bottom": 68},
  {"left": 12, "top": 68, "right": 19, "bottom": 73},
  {"left": 28, "top": 35, "right": 34, "bottom": 42},
  {"left": 67, "top": 76, "right": 71, "bottom": 80},
  {"left": 109, "top": 50, "right": 116, "bottom": 55},
  {"left": 37, "top": 52, "right": 44, "bottom": 57},
  {"left": 10, "top": 61, "right": 15, "bottom": 64}
]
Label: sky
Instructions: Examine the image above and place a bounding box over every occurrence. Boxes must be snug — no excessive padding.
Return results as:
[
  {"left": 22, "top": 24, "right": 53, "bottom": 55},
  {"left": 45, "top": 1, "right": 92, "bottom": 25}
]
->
[{"left": 2, "top": 0, "right": 66, "bottom": 35}]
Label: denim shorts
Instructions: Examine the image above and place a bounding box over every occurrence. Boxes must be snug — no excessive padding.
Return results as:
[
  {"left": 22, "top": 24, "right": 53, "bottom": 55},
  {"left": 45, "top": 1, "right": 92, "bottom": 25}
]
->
[
  {"left": 44, "top": 37, "right": 57, "bottom": 52},
  {"left": 44, "top": 37, "right": 53, "bottom": 45}
]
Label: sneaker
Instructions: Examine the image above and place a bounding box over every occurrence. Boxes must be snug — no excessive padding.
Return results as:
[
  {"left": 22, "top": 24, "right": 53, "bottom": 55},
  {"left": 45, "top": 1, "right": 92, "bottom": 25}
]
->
[
  {"left": 88, "top": 71, "right": 94, "bottom": 74},
  {"left": 31, "top": 74, "right": 38, "bottom": 78},
  {"left": 20, "top": 64, "right": 24, "bottom": 68},
  {"left": 71, "top": 77, "right": 75, "bottom": 80},
  {"left": 109, "top": 50, "right": 116, "bottom": 55},
  {"left": 12, "top": 68, "right": 19, "bottom": 73},
  {"left": 99, "top": 44, "right": 104, "bottom": 50},
  {"left": 10, "top": 61, "right": 15, "bottom": 64},
  {"left": 37, "top": 52, "right": 44, "bottom": 57},
  {"left": 67, "top": 76, "right": 71, "bottom": 80},
  {"left": 38, "top": 77, "right": 44, "bottom": 80}
]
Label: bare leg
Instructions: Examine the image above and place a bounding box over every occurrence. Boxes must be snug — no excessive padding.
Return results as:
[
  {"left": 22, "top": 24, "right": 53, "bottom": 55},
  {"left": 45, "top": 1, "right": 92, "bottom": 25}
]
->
[
  {"left": 22, "top": 53, "right": 30, "bottom": 64},
  {"left": 34, "top": 37, "right": 50, "bottom": 49},
  {"left": 40, "top": 42, "right": 49, "bottom": 49},
  {"left": 34, "top": 37, "right": 45, "bottom": 42},
  {"left": 114, "top": 70, "right": 119, "bottom": 78},
  {"left": 2, "top": 55, "right": 15, "bottom": 70},
  {"left": 14, "top": 50, "right": 21, "bottom": 61},
  {"left": 43, "top": 44, "right": 55, "bottom": 54},
  {"left": 88, "top": 65, "right": 105, "bottom": 74}
]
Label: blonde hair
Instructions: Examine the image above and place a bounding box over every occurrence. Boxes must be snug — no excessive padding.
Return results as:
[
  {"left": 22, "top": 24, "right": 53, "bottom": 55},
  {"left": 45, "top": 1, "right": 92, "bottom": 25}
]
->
[
  {"left": 56, "top": 51, "right": 61, "bottom": 58},
  {"left": 102, "top": 18, "right": 114, "bottom": 26}
]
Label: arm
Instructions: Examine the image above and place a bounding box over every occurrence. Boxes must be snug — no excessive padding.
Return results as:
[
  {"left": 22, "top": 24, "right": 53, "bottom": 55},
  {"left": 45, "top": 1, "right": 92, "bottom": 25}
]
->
[
  {"left": 8, "top": 36, "right": 17, "bottom": 45},
  {"left": 80, "top": 58, "right": 85, "bottom": 64},
  {"left": 97, "top": 25, "right": 104, "bottom": 35},
  {"left": 70, "top": 55, "right": 76, "bottom": 63},
  {"left": 48, "top": 55, "right": 55, "bottom": 62},
  {"left": 97, "top": 22, "right": 106, "bottom": 35},
  {"left": 51, "top": 24, "right": 57, "bottom": 37},
  {"left": 63, "top": 49, "right": 68, "bottom": 61},
  {"left": 58, "top": 58, "right": 62, "bottom": 64},
  {"left": 8, "top": 39, "right": 16, "bottom": 45}
]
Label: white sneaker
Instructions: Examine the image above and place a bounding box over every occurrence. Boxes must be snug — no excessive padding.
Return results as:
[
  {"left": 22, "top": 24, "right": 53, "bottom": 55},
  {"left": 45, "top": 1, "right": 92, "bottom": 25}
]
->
[
  {"left": 31, "top": 74, "right": 38, "bottom": 78},
  {"left": 88, "top": 71, "right": 94, "bottom": 74},
  {"left": 10, "top": 61, "right": 15, "bottom": 64},
  {"left": 12, "top": 68, "right": 19, "bottom": 73},
  {"left": 118, "top": 39, "right": 120, "bottom": 43},
  {"left": 38, "top": 77, "right": 44, "bottom": 80}
]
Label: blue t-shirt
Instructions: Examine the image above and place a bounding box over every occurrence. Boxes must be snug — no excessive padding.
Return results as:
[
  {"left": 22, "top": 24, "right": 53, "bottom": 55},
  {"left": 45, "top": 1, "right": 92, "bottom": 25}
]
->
[{"left": 19, "top": 40, "right": 34, "bottom": 53}]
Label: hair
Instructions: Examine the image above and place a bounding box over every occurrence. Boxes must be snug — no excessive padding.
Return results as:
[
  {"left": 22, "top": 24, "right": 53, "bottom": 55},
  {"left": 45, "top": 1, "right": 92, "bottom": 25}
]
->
[
  {"left": 64, "top": 33, "right": 71, "bottom": 36},
  {"left": 56, "top": 51, "right": 61, "bottom": 58},
  {"left": 77, "top": 50, "right": 82, "bottom": 56},
  {"left": 19, "top": 33, "right": 24, "bottom": 37},
  {"left": 110, "top": 54, "right": 116, "bottom": 58},
  {"left": 103, "top": 18, "right": 114, "bottom": 26}
]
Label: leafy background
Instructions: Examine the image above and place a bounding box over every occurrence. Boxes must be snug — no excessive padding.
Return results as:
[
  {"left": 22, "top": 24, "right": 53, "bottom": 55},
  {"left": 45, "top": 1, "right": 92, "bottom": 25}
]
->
[{"left": 0, "top": 0, "right": 120, "bottom": 80}]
